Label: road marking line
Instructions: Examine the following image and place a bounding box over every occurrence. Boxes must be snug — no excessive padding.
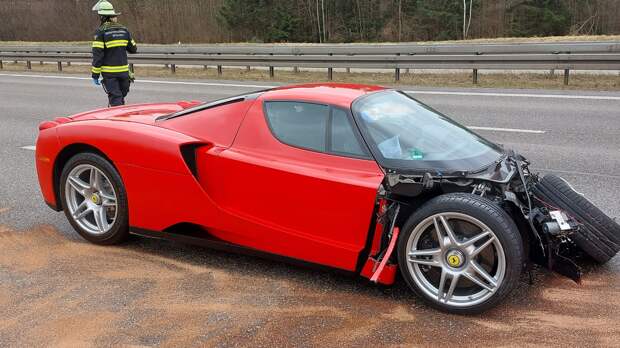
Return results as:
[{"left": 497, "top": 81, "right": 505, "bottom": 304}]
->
[
  {"left": 0, "top": 73, "right": 274, "bottom": 89},
  {"left": 404, "top": 90, "right": 620, "bottom": 101},
  {"left": 467, "top": 126, "right": 546, "bottom": 134},
  {"left": 2, "top": 73, "right": 620, "bottom": 101},
  {"left": 535, "top": 168, "right": 620, "bottom": 180},
  {"left": 21, "top": 146, "right": 36, "bottom": 151}
]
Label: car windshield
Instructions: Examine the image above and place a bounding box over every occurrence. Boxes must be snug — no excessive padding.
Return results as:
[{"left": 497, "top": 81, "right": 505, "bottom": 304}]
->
[{"left": 352, "top": 91, "right": 503, "bottom": 173}]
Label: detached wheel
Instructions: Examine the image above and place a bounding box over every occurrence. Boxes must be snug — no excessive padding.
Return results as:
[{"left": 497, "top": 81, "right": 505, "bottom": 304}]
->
[
  {"left": 398, "top": 193, "right": 524, "bottom": 314},
  {"left": 532, "top": 174, "right": 620, "bottom": 263},
  {"left": 59, "top": 152, "right": 129, "bottom": 245}
]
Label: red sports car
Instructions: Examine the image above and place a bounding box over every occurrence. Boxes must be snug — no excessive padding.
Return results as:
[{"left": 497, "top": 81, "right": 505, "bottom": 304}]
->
[{"left": 36, "top": 83, "right": 619, "bottom": 313}]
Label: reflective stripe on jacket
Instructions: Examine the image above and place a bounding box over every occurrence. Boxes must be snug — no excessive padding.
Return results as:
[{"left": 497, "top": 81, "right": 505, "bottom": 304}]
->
[{"left": 91, "top": 22, "right": 137, "bottom": 79}]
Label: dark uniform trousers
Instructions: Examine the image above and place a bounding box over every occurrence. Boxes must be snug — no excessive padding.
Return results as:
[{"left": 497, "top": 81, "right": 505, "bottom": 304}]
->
[{"left": 102, "top": 73, "right": 131, "bottom": 107}]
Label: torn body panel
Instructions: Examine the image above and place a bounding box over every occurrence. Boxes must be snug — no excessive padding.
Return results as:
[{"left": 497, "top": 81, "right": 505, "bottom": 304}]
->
[{"left": 372, "top": 152, "right": 587, "bottom": 282}]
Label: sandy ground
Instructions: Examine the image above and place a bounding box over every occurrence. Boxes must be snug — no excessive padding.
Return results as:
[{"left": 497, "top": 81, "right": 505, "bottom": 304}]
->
[{"left": 0, "top": 219, "right": 618, "bottom": 347}]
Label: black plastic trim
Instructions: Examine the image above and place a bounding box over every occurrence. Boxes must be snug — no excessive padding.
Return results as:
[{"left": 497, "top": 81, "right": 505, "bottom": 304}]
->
[
  {"left": 45, "top": 200, "right": 62, "bottom": 212},
  {"left": 156, "top": 90, "right": 268, "bottom": 121},
  {"left": 355, "top": 196, "right": 381, "bottom": 273},
  {"left": 179, "top": 143, "right": 201, "bottom": 178},
  {"left": 130, "top": 227, "right": 358, "bottom": 277}
]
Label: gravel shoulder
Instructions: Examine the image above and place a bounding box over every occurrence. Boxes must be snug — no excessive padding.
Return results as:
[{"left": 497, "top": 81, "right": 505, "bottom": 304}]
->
[{"left": 0, "top": 222, "right": 618, "bottom": 347}]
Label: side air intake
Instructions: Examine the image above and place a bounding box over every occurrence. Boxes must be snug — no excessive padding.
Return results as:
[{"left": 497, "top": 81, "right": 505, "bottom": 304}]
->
[{"left": 180, "top": 143, "right": 203, "bottom": 178}]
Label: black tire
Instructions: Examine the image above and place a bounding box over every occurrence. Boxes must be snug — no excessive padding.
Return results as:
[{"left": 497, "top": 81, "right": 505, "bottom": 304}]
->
[
  {"left": 59, "top": 152, "right": 129, "bottom": 245},
  {"left": 397, "top": 193, "right": 524, "bottom": 314},
  {"left": 532, "top": 174, "right": 620, "bottom": 264}
]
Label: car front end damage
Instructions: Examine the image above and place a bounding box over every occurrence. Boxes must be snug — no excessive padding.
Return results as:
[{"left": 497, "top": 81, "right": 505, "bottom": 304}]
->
[
  {"left": 351, "top": 90, "right": 618, "bottom": 293},
  {"left": 363, "top": 151, "right": 595, "bottom": 284}
]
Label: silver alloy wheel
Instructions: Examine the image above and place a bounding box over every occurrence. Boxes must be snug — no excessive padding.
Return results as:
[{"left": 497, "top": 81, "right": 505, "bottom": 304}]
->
[
  {"left": 405, "top": 212, "right": 506, "bottom": 308},
  {"left": 64, "top": 164, "right": 118, "bottom": 235}
]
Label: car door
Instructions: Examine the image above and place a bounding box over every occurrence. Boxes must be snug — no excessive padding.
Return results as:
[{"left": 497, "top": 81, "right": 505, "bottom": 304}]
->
[{"left": 196, "top": 98, "right": 385, "bottom": 271}]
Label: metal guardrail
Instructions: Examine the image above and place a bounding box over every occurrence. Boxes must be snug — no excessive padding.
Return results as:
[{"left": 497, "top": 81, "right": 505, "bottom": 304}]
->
[{"left": 1, "top": 42, "right": 619, "bottom": 84}]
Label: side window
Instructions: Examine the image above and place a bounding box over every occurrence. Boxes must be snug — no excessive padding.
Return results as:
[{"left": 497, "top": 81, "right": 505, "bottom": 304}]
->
[
  {"left": 265, "top": 101, "right": 329, "bottom": 152},
  {"left": 265, "top": 101, "right": 370, "bottom": 159},
  {"left": 330, "top": 108, "right": 368, "bottom": 157}
]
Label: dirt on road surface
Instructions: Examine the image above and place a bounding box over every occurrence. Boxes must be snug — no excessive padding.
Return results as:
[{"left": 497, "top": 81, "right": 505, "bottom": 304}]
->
[{"left": 0, "top": 223, "right": 618, "bottom": 347}]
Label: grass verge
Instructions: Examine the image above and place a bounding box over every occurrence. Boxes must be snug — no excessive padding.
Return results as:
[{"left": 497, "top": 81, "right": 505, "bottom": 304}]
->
[
  {"left": 2, "top": 62, "right": 619, "bottom": 91},
  {"left": 2, "top": 35, "right": 620, "bottom": 45}
]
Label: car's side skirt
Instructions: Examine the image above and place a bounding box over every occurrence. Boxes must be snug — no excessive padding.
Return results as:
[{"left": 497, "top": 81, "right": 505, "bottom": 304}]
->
[{"left": 130, "top": 227, "right": 358, "bottom": 278}]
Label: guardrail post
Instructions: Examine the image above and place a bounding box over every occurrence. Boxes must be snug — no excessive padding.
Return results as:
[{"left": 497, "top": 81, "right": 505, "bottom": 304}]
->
[
  {"left": 269, "top": 53, "right": 274, "bottom": 78},
  {"left": 327, "top": 53, "right": 333, "bottom": 80},
  {"left": 473, "top": 69, "right": 479, "bottom": 84},
  {"left": 217, "top": 53, "right": 223, "bottom": 76},
  {"left": 0, "top": 60, "right": 3, "bottom": 69},
  {"left": 247, "top": 66, "right": 251, "bottom": 71},
  {"left": 57, "top": 61, "right": 62, "bottom": 71},
  {"left": 67, "top": 61, "right": 71, "bottom": 67},
  {"left": 170, "top": 53, "right": 176, "bottom": 73},
  {"left": 27, "top": 60, "right": 31, "bottom": 69},
  {"left": 564, "top": 69, "right": 570, "bottom": 85},
  {"left": 129, "top": 63, "right": 134, "bottom": 73},
  {"left": 395, "top": 53, "right": 400, "bottom": 82}
]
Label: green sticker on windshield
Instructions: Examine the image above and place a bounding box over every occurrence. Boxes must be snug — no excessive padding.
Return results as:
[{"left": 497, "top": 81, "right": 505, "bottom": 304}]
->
[{"left": 409, "top": 149, "right": 424, "bottom": 160}]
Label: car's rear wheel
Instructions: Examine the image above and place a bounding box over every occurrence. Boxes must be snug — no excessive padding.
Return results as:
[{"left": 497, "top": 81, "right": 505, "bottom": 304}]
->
[
  {"left": 398, "top": 193, "right": 524, "bottom": 314},
  {"left": 60, "top": 152, "right": 129, "bottom": 245}
]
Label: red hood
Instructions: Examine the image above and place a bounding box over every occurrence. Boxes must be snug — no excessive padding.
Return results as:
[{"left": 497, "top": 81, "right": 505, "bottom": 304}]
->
[{"left": 67, "top": 101, "right": 201, "bottom": 125}]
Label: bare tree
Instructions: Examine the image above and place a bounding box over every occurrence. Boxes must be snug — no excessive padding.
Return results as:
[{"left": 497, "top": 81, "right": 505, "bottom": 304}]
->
[
  {"left": 321, "top": 0, "right": 326, "bottom": 42},
  {"left": 398, "top": 0, "right": 402, "bottom": 42},
  {"left": 463, "top": 0, "right": 474, "bottom": 39},
  {"left": 463, "top": 0, "right": 467, "bottom": 38},
  {"left": 466, "top": 0, "right": 473, "bottom": 38},
  {"left": 2, "top": 0, "right": 619, "bottom": 44},
  {"left": 316, "top": 0, "right": 322, "bottom": 43}
]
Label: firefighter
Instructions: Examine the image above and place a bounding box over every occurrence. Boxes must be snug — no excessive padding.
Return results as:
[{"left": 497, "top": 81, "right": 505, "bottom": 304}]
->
[{"left": 91, "top": 1, "right": 137, "bottom": 107}]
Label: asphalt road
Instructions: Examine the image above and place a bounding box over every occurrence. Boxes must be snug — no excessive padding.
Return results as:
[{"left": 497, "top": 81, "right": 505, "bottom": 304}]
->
[{"left": 0, "top": 72, "right": 619, "bottom": 346}]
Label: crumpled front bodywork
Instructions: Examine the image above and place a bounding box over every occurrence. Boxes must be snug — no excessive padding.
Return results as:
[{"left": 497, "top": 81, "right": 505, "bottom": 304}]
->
[{"left": 364, "top": 151, "right": 585, "bottom": 284}]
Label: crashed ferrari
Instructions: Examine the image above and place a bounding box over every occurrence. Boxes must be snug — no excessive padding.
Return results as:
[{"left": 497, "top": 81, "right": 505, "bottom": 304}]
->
[{"left": 35, "top": 83, "right": 619, "bottom": 314}]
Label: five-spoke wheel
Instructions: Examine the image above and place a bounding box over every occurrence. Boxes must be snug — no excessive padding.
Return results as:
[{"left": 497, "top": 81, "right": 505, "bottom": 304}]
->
[
  {"left": 65, "top": 164, "right": 118, "bottom": 235},
  {"left": 60, "top": 152, "right": 129, "bottom": 244},
  {"left": 406, "top": 213, "right": 506, "bottom": 307},
  {"left": 398, "top": 193, "right": 523, "bottom": 314}
]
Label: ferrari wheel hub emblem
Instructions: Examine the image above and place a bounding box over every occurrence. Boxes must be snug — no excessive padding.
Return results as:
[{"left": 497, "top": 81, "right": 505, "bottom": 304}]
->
[
  {"left": 446, "top": 250, "right": 465, "bottom": 268},
  {"left": 90, "top": 193, "right": 101, "bottom": 205}
]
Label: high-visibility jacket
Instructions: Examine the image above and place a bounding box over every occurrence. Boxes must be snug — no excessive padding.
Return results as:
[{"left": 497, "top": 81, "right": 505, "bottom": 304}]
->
[{"left": 91, "top": 22, "right": 137, "bottom": 79}]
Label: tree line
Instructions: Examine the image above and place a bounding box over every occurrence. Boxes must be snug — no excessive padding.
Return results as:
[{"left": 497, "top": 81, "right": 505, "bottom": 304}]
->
[{"left": 1, "top": 0, "right": 618, "bottom": 43}]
